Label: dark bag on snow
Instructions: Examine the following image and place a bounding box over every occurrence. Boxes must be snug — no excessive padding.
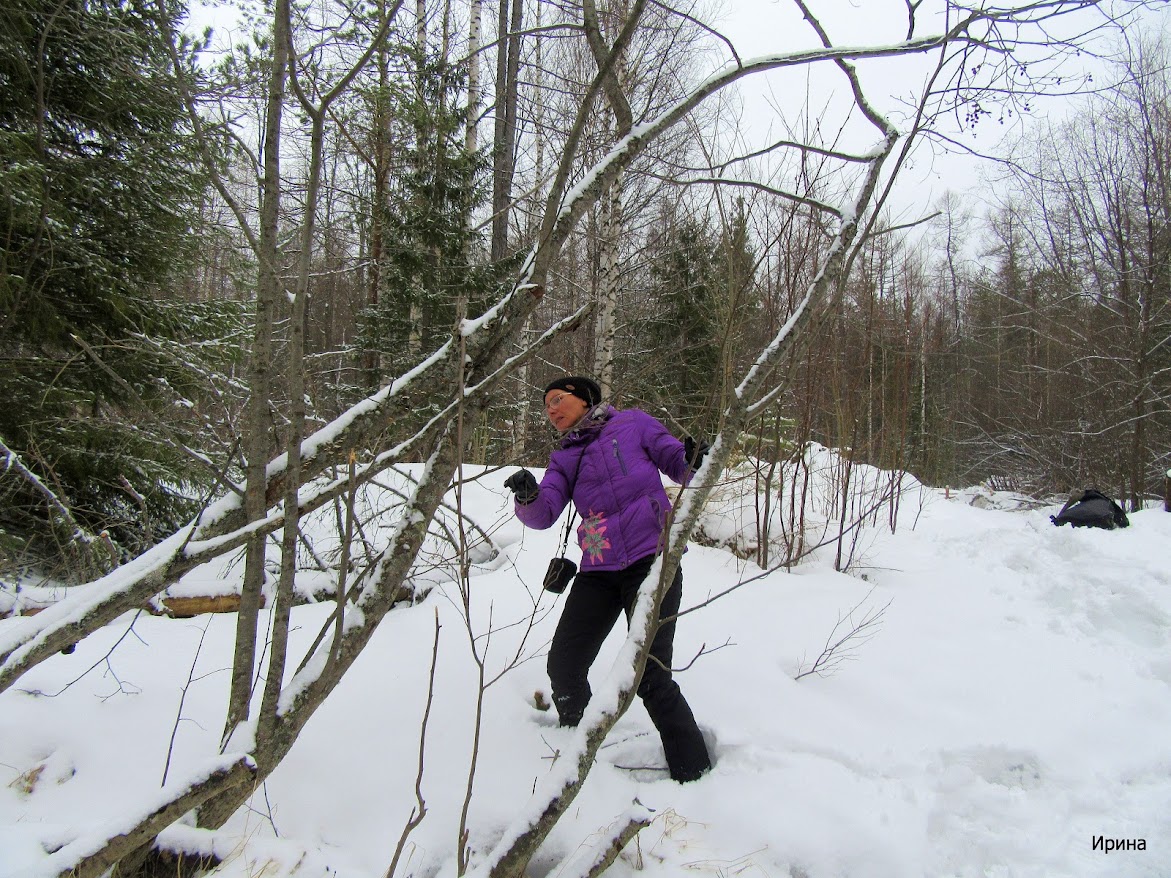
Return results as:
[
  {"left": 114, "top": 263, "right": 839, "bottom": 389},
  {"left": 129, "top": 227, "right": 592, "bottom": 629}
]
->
[{"left": 1050, "top": 489, "right": 1130, "bottom": 530}]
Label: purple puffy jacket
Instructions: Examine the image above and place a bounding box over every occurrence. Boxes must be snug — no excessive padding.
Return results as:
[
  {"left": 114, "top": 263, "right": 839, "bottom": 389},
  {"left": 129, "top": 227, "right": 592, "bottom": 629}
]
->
[{"left": 514, "top": 406, "right": 692, "bottom": 571}]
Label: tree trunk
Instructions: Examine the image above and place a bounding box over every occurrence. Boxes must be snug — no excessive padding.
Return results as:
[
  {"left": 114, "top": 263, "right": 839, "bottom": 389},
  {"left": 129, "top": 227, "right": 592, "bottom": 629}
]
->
[
  {"left": 49, "top": 758, "right": 256, "bottom": 878},
  {"left": 465, "top": 0, "right": 482, "bottom": 154},
  {"left": 592, "top": 174, "right": 622, "bottom": 395},
  {"left": 364, "top": 0, "right": 393, "bottom": 389},
  {"left": 223, "top": 0, "right": 290, "bottom": 748},
  {"left": 510, "top": 0, "right": 542, "bottom": 462},
  {"left": 258, "top": 103, "right": 327, "bottom": 771},
  {"left": 490, "top": 0, "right": 522, "bottom": 262},
  {"left": 582, "top": 0, "right": 632, "bottom": 396},
  {"left": 406, "top": 0, "right": 428, "bottom": 358}
]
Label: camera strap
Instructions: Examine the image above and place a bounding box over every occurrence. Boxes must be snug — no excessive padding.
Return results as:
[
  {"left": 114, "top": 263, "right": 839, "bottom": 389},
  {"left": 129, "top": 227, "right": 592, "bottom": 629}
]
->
[
  {"left": 556, "top": 444, "right": 586, "bottom": 559},
  {"left": 556, "top": 508, "right": 577, "bottom": 558}
]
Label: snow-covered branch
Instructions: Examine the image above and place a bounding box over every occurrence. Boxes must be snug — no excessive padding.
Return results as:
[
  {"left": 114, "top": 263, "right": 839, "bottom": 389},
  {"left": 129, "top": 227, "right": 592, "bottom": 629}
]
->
[{"left": 41, "top": 754, "right": 255, "bottom": 878}]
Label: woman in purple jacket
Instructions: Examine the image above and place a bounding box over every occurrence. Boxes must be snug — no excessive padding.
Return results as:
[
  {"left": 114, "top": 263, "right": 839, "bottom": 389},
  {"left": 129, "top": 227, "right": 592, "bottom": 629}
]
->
[{"left": 504, "top": 376, "right": 711, "bottom": 782}]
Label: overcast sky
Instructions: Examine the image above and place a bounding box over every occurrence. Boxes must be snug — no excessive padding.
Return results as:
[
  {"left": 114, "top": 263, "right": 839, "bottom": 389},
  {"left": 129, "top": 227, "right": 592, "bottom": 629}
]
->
[
  {"left": 710, "top": 0, "right": 1159, "bottom": 225},
  {"left": 185, "top": 0, "right": 1166, "bottom": 236}
]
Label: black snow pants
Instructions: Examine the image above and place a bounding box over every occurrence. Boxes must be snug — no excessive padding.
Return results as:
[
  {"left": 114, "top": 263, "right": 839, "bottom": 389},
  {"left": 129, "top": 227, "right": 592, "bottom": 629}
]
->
[{"left": 547, "top": 553, "right": 711, "bottom": 782}]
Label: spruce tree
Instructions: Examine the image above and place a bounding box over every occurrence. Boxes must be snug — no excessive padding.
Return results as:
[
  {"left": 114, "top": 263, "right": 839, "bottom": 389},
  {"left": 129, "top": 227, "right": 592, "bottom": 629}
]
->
[
  {"left": 645, "top": 219, "right": 721, "bottom": 424},
  {"left": 0, "top": 0, "right": 228, "bottom": 576},
  {"left": 641, "top": 206, "right": 757, "bottom": 437},
  {"left": 356, "top": 50, "right": 496, "bottom": 392}
]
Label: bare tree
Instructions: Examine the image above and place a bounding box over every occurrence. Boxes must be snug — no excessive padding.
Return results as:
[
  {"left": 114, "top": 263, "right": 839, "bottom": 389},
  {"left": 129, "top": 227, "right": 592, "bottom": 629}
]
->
[
  {"left": 582, "top": 0, "right": 633, "bottom": 394},
  {"left": 951, "top": 28, "right": 1171, "bottom": 503}
]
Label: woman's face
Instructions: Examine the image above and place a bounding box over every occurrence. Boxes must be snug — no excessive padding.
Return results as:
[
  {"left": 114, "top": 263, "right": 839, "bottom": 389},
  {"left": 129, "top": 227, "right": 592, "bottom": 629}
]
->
[{"left": 545, "top": 389, "right": 590, "bottom": 433}]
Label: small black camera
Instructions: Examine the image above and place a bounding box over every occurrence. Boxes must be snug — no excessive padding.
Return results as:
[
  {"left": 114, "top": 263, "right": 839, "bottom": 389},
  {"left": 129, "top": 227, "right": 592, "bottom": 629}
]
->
[{"left": 542, "top": 557, "right": 577, "bottom": 593}]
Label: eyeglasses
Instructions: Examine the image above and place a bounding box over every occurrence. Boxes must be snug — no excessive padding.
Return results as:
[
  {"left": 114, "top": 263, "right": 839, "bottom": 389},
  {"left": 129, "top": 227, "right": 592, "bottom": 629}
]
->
[{"left": 545, "top": 393, "right": 568, "bottom": 411}]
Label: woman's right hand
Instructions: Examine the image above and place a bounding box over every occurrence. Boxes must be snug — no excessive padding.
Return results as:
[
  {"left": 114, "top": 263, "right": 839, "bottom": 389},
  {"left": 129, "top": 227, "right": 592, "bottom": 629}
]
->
[{"left": 504, "top": 469, "right": 539, "bottom": 504}]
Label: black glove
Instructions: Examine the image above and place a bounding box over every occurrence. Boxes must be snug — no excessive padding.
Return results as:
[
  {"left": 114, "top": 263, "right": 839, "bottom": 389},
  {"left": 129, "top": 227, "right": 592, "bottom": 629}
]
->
[
  {"left": 683, "top": 437, "right": 710, "bottom": 472},
  {"left": 504, "top": 468, "right": 539, "bottom": 505}
]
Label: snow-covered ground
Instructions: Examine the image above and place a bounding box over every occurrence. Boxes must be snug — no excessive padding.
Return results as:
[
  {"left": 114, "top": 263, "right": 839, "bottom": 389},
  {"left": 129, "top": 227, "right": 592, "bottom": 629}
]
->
[{"left": 2, "top": 458, "right": 1169, "bottom": 878}]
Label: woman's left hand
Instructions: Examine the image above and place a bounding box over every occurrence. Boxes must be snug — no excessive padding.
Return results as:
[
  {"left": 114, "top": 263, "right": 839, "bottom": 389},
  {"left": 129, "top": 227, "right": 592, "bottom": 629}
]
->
[{"left": 684, "top": 437, "right": 710, "bottom": 471}]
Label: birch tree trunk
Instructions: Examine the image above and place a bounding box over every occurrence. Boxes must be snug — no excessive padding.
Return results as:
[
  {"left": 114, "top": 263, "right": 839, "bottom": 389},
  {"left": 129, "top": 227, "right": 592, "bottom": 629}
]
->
[
  {"left": 582, "top": 0, "right": 633, "bottom": 396},
  {"left": 465, "top": 0, "right": 483, "bottom": 154},
  {"left": 592, "top": 175, "right": 622, "bottom": 394},
  {"left": 510, "top": 0, "right": 542, "bottom": 461}
]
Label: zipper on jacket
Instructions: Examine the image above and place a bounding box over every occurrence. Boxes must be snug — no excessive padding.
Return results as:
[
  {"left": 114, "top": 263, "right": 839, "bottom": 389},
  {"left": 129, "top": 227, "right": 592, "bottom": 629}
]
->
[{"left": 612, "top": 438, "right": 628, "bottom": 476}]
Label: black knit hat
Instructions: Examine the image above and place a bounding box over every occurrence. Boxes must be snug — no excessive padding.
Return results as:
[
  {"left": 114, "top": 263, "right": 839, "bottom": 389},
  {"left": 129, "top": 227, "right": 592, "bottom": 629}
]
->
[{"left": 543, "top": 376, "right": 601, "bottom": 408}]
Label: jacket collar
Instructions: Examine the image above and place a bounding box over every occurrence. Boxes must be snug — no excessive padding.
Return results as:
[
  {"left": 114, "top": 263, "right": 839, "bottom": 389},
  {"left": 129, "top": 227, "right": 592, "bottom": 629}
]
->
[{"left": 560, "top": 404, "right": 613, "bottom": 448}]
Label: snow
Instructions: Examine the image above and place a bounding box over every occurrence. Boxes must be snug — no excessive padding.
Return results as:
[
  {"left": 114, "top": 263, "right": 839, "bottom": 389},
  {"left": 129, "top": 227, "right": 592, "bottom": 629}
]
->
[{"left": 3, "top": 457, "right": 1169, "bottom": 878}]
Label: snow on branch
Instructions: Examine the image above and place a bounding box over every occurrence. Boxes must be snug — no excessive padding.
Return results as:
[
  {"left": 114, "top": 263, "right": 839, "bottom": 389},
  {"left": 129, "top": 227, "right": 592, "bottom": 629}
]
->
[
  {"left": 554, "top": 803, "right": 655, "bottom": 878},
  {"left": 39, "top": 754, "right": 255, "bottom": 878}
]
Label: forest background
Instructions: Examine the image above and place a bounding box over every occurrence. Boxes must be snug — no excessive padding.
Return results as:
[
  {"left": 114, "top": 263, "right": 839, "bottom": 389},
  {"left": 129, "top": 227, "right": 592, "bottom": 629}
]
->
[
  {"left": 3, "top": 0, "right": 1169, "bottom": 579},
  {"left": 1, "top": 0, "right": 1170, "bottom": 874}
]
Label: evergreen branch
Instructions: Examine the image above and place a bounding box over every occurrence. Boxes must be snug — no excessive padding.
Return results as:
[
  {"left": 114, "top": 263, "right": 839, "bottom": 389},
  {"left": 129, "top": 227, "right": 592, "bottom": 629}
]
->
[
  {"left": 0, "top": 435, "right": 114, "bottom": 577},
  {"left": 69, "top": 334, "right": 244, "bottom": 498}
]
